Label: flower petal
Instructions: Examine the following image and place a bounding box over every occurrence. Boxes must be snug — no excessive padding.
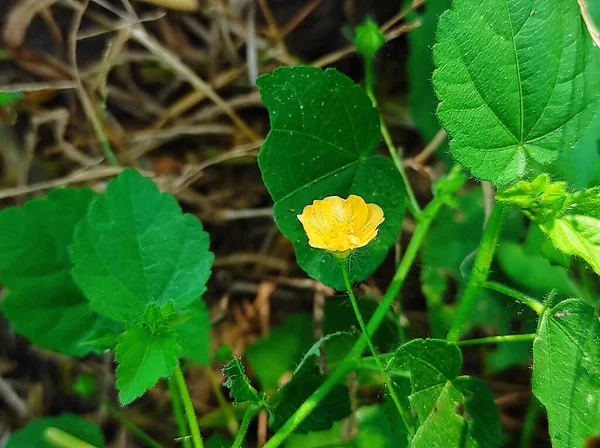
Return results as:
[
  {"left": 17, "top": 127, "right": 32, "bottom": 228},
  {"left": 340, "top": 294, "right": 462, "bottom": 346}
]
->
[
  {"left": 321, "top": 196, "right": 348, "bottom": 224},
  {"left": 345, "top": 195, "right": 369, "bottom": 228},
  {"left": 358, "top": 203, "right": 385, "bottom": 235}
]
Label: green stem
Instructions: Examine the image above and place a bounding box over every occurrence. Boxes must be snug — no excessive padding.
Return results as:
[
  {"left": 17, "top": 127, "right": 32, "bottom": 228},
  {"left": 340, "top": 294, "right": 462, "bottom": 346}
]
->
[
  {"left": 232, "top": 405, "right": 259, "bottom": 448},
  {"left": 263, "top": 166, "right": 465, "bottom": 448},
  {"left": 168, "top": 376, "right": 192, "bottom": 448},
  {"left": 45, "top": 428, "right": 97, "bottom": 448},
  {"left": 484, "top": 281, "right": 544, "bottom": 314},
  {"left": 364, "top": 55, "right": 421, "bottom": 219},
  {"left": 519, "top": 397, "right": 542, "bottom": 448},
  {"left": 173, "top": 364, "right": 204, "bottom": 448},
  {"left": 205, "top": 367, "right": 239, "bottom": 435},
  {"left": 339, "top": 262, "right": 413, "bottom": 434},
  {"left": 103, "top": 400, "right": 163, "bottom": 448},
  {"left": 446, "top": 203, "right": 505, "bottom": 342},
  {"left": 456, "top": 333, "right": 536, "bottom": 346}
]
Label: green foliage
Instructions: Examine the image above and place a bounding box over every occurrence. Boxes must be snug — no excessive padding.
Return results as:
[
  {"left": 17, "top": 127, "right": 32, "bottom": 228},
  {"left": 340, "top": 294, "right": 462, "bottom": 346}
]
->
[
  {"left": 176, "top": 299, "right": 211, "bottom": 365},
  {"left": 246, "top": 313, "right": 314, "bottom": 390},
  {"left": 71, "top": 168, "right": 213, "bottom": 323},
  {"left": 356, "top": 404, "right": 407, "bottom": 448},
  {"left": 73, "top": 374, "right": 99, "bottom": 398},
  {"left": 0, "top": 91, "right": 23, "bottom": 106},
  {"left": 116, "top": 323, "right": 180, "bottom": 405},
  {"left": 257, "top": 66, "right": 405, "bottom": 289},
  {"left": 6, "top": 414, "right": 104, "bottom": 448},
  {"left": 388, "top": 339, "right": 502, "bottom": 447},
  {"left": 407, "top": 0, "right": 451, "bottom": 149},
  {"left": 355, "top": 18, "right": 385, "bottom": 61},
  {"left": 223, "top": 358, "right": 267, "bottom": 406},
  {"left": 532, "top": 299, "right": 600, "bottom": 447},
  {"left": 498, "top": 175, "right": 600, "bottom": 275},
  {"left": 433, "top": 0, "right": 600, "bottom": 186},
  {"left": 270, "top": 333, "right": 355, "bottom": 434},
  {"left": 0, "top": 188, "right": 114, "bottom": 357}
]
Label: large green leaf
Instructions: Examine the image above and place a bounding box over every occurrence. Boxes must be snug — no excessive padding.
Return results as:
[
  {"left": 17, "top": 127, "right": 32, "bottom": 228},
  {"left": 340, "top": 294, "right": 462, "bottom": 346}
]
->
[
  {"left": 0, "top": 188, "right": 113, "bottom": 357},
  {"left": 115, "top": 323, "right": 180, "bottom": 405},
  {"left": 7, "top": 414, "right": 104, "bottom": 448},
  {"left": 270, "top": 332, "right": 354, "bottom": 434},
  {"left": 433, "top": 0, "right": 600, "bottom": 186},
  {"left": 71, "top": 169, "right": 214, "bottom": 323},
  {"left": 532, "top": 299, "right": 600, "bottom": 447},
  {"left": 388, "top": 339, "right": 501, "bottom": 447},
  {"left": 257, "top": 66, "right": 405, "bottom": 289}
]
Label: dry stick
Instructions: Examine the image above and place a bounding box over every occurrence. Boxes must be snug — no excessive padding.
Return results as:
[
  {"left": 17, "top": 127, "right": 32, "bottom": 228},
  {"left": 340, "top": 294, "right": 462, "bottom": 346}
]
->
[
  {"left": 412, "top": 128, "right": 447, "bottom": 165},
  {"left": 69, "top": 0, "right": 118, "bottom": 166},
  {"left": 381, "top": 0, "right": 426, "bottom": 32},
  {"left": 280, "top": 0, "right": 322, "bottom": 37}
]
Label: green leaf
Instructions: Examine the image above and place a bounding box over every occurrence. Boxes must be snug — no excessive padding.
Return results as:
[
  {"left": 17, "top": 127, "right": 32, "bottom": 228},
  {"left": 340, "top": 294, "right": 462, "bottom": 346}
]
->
[
  {"left": 176, "top": 299, "right": 211, "bottom": 365},
  {"left": 0, "top": 91, "right": 23, "bottom": 106},
  {"left": 0, "top": 188, "right": 114, "bottom": 357},
  {"left": 433, "top": 0, "right": 600, "bottom": 186},
  {"left": 407, "top": 0, "right": 451, "bottom": 150},
  {"left": 6, "top": 414, "right": 104, "bottom": 448},
  {"left": 532, "top": 299, "right": 600, "bottom": 447},
  {"left": 205, "top": 434, "right": 232, "bottom": 448},
  {"left": 270, "top": 332, "right": 355, "bottom": 434},
  {"left": 356, "top": 404, "right": 406, "bottom": 448},
  {"left": 388, "top": 339, "right": 502, "bottom": 447},
  {"left": 257, "top": 66, "right": 405, "bottom": 289},
  {"left": 246, "top": 313, "right": 314, "bottom": 390},
  {"left": 546, "top": 187, "right": 600, "bottom": 275},
  {"left": 284, "top": 422, "right": 343, "bottom": 448},
  {"left": 223, "top": 357, "right": 266, "bottom": 406},
  {"left": 115, "top": 323, "right": 180, "bottom": 405},
  {"left": 71, "top": 169, "right": 214, "bottom": 323}
]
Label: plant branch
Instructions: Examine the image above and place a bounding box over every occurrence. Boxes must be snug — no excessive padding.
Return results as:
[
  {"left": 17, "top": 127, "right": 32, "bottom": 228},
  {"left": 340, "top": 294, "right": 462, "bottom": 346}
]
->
[
  {"left": 168, "top": 376, "right": 192, "bottom": 448},
  {"left": 446, "top": 203, "right": 505, "bottom": 342},
  {"left": 456, "top": 333, "right": 536, "bottom": 346},
  {"left": 339, "top": 261, "right": 412, "bottom": 433},
  {"left": 103, "top": 399, "right": 163, "bottom": 448},
  {"left": 263, "top": 165, "right": 465, "bottom": 448},
  {"left": 484, "top": 281, "right": 544, "bottom": 315},
  {"left": 232, "top": 405, "right": 260, "bottom": 448},
  {"left": 173, "top": 364, "right": 204, "bottom": 448}
]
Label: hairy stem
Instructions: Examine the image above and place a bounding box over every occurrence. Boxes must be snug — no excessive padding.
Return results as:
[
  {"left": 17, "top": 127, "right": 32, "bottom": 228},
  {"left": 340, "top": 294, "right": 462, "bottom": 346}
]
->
[
  {"left": 168, "top": 377, "right": 192, "bottom": 448},
  {"left": 484, "top": 281, "right": 544, "bottom": 314},
  {"left": 339, "top": 262, "right": 413, "bottom": 433},
  {"left": 456, "top": 333, "right": 536, "bottom": 346},
  {"left": 173, "top": 364, "right": 204, "bottom": 448},
  {"left": 263, "top": 166, "right": 464, "bottom": 448},
  {"left": 232, "top": 405, "right": 259, "bottom": 448},
  {"left": 446, "top": 203, "right": 505, "bottom": 342}
]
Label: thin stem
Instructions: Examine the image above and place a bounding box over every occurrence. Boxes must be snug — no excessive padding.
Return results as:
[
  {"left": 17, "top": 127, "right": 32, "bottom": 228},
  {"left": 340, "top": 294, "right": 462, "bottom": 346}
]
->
[
  {"left": 339, "top": 262, "right": 412, "bottom": 433},
  {"left": 446, "top": 203, "right": 505, "bottom": 342},
  {"left": 456, "top": 333, "right": 536, "bottom": 346},
  {"left": 363, "top": 54, "right": 422, "bottom": 219},
  {"left": 484, "top": 281, "right": 545, "bottom": 315},
  {"left": 168, "top": 377, "right": 192, "bottom": 448},
  {"left": 103, "top": 400, "right": 163, "bottom": 448},
  {"left": 173, "top": 364, "right": 204, "bottom": 448},
  {"left": 519, "top": 397, "right": 542, "bottom": 448},
  {"left": 232, "top": 405, "right": 259, "bottom": 448},
  {"left": 263, "top": 166, "right": 465, "bottom": 448}
]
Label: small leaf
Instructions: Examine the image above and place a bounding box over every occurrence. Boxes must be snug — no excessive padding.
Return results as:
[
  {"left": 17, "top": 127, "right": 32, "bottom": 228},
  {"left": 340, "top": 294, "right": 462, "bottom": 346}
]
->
[
  {"left": 223, "top": 357, "right": 266, "bottom": 406},
  {"left": 547, "top": 187, "right": 600, "bottom": 275},
  {"left": 532, "top": 299, "right": 600, "bottom": 447},
  {"left": 176, "top": 299, "right": 211, "bottom": 365},
  {"left": 116, "top": 323, "right": 180, "bottom": 405},
  {"left": 388, "top": 339, "right": 502, "bottom": 447},
  {"left": 0, "top": 91, "right": 23, "bottom": 106},
  {"left": 0, "top": 188, "right": 114, "bottom": 357},
  {"left": 270, "top": 332, "right": 355, "bottom": 434},
  {"left": 433, "top": 0, "right": 600, "bottom": 186},
  {"left": 71, "top": 169, "right": 214, "bottom": 323},
  {"left": 6, "top": 414, "right": 104, "bottom": 448},
  {"left": 257, "top": 66, "right": 405, "bottom": 289},
  {"left": 246, "top": 313, "right": 314, "bottom": 390}
]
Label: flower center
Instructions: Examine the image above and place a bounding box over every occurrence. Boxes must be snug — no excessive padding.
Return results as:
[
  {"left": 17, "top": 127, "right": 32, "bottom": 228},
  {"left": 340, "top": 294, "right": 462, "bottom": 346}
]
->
[{"left": 328, "top": 221, "right": 356, "bottom": 238}]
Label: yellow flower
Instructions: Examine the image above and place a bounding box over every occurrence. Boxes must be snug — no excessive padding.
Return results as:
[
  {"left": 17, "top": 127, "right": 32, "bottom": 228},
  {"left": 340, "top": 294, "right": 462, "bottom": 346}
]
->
[{"left": 297, "top": 195, "right": 384, "bottom": 252}]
